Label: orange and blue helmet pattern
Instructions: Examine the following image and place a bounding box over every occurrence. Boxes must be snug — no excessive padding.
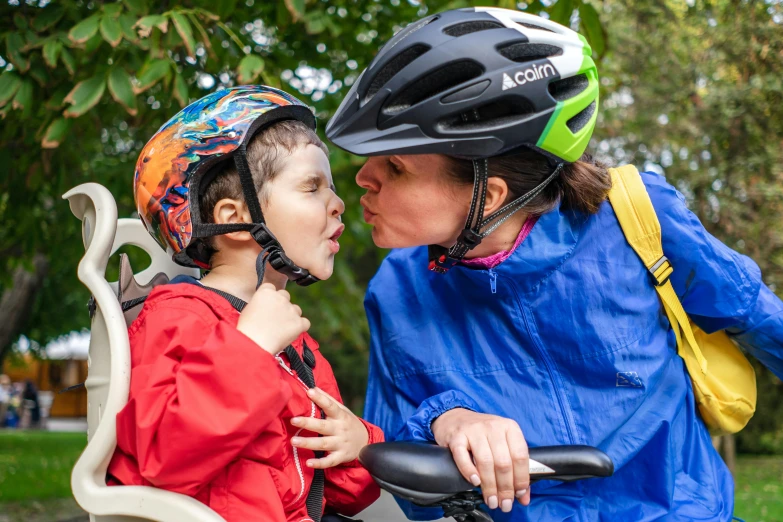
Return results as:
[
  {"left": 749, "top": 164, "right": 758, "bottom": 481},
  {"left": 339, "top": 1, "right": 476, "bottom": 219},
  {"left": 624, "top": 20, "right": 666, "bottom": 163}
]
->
[{"left": 133, "top": 85, "right": 312, "bottom": 266}]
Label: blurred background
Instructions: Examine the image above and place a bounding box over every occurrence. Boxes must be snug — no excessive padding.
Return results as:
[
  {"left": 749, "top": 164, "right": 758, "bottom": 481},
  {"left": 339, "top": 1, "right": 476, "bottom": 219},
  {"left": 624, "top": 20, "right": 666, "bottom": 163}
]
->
[{"left": 0, "top": 0, "right": 781, "bottom": 520}]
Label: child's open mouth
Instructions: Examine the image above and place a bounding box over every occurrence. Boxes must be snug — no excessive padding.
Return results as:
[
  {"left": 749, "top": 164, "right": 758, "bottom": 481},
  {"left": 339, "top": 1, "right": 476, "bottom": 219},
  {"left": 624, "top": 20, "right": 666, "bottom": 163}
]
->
[{"left": 328, "top": 225, "right": 344, "bottom": 254}]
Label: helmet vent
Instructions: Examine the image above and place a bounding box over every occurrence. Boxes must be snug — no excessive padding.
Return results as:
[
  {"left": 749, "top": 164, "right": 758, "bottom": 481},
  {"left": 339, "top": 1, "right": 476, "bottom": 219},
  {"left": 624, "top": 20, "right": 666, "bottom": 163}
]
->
[
  {"left": 438, "top": 96, "right": 536, "bottom": 131},
  {"left": 567, "top": 100, "right": 596, "bottom": 132},
  {"left": 498, "top": 42, "right": 563, "bottom": 63},
  {"left": 516, "top": 22, "right": 556, "bottom": 33},
  {"left": 382, "top": 60, "right": 484, "bottom": 115},
  {"left": 443, "top": 20, "right": 504, "bottom": 37},
  {"left": 369, "top": 15, "right": 439, "bottom": 69},
  {"left": 548, "top": 73, "right": 589, "bottom": 101},
  {"left": 364, "top": 44, "right": 431, "bottom": 104}
]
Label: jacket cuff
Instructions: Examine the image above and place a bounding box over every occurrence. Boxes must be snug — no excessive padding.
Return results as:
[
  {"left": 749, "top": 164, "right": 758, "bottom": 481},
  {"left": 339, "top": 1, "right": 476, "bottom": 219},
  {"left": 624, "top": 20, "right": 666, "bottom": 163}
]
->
[
  {"left": 360, "top": 417, "right": 384, "bottom": 446},
  {"left": 404, "top": 390, "right": 482, "bottom": 442}
]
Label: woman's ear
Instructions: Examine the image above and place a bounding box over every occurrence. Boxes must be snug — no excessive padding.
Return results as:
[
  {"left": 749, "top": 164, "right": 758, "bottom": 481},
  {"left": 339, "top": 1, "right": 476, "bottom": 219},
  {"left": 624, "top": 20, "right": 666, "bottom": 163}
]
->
[
  {"left": 483, "top": 177, "right": 510, "bottom": 217},
  {"left": 212, "top": 198, "right": 253, "bottom": 241}
]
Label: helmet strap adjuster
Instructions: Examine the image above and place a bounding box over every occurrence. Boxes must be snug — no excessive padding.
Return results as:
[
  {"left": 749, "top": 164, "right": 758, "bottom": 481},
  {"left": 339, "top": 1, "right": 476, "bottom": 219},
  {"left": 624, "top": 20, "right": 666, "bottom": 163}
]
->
[{"left": 428, "top": 160, "right": 564, "bottom": 274}]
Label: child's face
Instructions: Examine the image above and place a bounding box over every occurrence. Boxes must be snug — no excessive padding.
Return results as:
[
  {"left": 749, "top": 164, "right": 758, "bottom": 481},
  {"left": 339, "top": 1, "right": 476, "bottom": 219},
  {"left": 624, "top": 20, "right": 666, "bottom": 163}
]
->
[{"left": 262, "top": 144, "right": 345, "bottom": 280}]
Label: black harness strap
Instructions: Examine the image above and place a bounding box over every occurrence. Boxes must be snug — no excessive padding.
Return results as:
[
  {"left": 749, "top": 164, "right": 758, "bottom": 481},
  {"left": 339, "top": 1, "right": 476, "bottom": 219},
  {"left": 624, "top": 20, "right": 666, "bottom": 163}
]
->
[{"left": 199, "top": 283, "right": 325, "bottom": 522}]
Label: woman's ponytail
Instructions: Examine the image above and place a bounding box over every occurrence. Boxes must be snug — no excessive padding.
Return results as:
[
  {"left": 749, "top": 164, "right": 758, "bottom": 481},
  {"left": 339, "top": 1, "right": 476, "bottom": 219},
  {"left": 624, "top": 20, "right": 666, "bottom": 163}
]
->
[{"left": 443, "top": 149, "right": 612, "bottom": 217}]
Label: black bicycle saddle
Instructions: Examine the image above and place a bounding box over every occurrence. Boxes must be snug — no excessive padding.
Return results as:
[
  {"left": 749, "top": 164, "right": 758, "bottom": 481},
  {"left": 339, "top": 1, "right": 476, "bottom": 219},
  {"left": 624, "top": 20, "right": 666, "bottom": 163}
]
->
[{"left": 359, "top": 441, "right": 614, "bottom": 506}]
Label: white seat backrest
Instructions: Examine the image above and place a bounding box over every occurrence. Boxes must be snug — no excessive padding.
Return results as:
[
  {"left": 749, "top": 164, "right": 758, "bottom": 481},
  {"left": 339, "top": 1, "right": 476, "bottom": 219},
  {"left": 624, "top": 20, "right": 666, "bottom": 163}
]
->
[{"left": 64, "top": 183, "right": 225, "bottom": 522}]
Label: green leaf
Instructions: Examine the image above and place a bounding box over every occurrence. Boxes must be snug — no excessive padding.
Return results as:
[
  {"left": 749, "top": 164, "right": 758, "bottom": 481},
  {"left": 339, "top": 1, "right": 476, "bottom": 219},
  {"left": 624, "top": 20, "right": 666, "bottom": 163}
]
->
[
  {"left": 14, "top": 13, "right": 28, "bottom": 31},
  {"left": 32, "top": 5, "right": 66, "bottom": 32},
  {"left": 60, "top": 47, "right": 76, "bottom": 75},
  {"left": 119, "top": 13, "right": 138, "bottom": 42},
  {"left": 63, "top": 76, "right": 106, "bottom": 118},
  {"left": 102, "top": 3, "right": 124, "bottom": 18},
  {"left": 100, "top": 15, "right": 123, "bottom": 47},
  {"left": 135, "top": 15, "right": 168, "bottom": 38},
  {"left": 11, "top": 80, "right": 33, "bottom": 111},
  {"left": 579, "top": 2, "right": 605, "bottom": 56},
  {"left": 124, "top": 0, "right": 148, "bottom": 15},
  {"left": 29, "top": 64, "right": 49, "bottom": 86},
  {"left": 304, "top": 12, "right": 327, "bottom": 35},
  {"left": 108, "top": 67, "right": 138, "bottom": 115},
  {"left": 24, "top": 30, "right": 44, "bottom": 50},
  {"left": 41, "top": 118, "right": 72, "bottom": 148},
  {"left": 68, "top": 14, "right": 101, "bottom": 45},
  {"left": 45, "top": 87, "right": 69, "bottom": 110},
  {"left": 134, "top": 59, "right": 169, "bottom": 93},
  {"left": 170, "top": 12, "right": 196, "bottom": 58},
  {"left": 173, "top": 72, "right": 189, "bottom": 107},
  {"left": 237, "top": 54, "right": 265, "bottom": 84},
  {"left": 5, "top": 33, "right": 30, "bottom": 73},
  {"left": 284, "top": 0, "right": 305, "bottom": 22},
  {"left": 43, "top": 39, "right": 63, "bottom": 68},
  {"left": 549, "top": 0, "right": 574, "bottom": 26},
  {"left": 0, "top": 73, "right": 22, "bottom": 108},
  {"left": 188, "top": 13, "right": 213, "bottom": 57}
]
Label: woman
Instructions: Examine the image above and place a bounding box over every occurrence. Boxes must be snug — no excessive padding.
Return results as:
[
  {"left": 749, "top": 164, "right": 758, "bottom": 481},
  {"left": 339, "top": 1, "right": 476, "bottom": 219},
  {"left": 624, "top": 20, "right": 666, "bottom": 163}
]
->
[{"left": 326, "top": 7, "right": 783, "bottom": 522}]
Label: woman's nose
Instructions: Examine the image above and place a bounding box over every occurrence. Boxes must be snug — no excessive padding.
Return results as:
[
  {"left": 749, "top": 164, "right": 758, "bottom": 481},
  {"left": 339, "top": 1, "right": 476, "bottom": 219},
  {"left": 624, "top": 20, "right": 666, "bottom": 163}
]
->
[{"left": 356, "top": 158, "right": 382, "bottom": 192}]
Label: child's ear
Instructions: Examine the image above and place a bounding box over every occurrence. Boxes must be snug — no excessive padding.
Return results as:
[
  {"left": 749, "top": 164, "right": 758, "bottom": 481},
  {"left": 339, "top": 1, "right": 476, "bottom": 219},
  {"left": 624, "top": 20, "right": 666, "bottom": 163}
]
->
[{"left": 212, "top": 198, "right": 254, "bottom": 241}]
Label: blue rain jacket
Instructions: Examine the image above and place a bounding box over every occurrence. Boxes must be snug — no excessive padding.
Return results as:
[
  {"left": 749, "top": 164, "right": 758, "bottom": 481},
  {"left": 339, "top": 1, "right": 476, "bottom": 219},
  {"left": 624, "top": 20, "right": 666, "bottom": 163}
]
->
[{"left": 364, "top": 171, "right": 783, "bottom": 522}]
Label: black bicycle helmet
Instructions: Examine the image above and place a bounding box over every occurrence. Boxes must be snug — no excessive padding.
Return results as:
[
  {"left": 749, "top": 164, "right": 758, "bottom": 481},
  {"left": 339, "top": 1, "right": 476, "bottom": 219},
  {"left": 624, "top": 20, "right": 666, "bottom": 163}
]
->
[{"left": 326, "top": 7, "right": 599, "bottom": 272}]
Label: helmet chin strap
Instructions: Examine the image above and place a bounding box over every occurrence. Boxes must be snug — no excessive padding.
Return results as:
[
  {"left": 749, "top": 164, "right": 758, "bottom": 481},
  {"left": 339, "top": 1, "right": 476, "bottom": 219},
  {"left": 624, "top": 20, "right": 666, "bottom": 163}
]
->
[
  {"left": 232, "top": 147, "right": 320, "bottom": 289},
  {"left": 428, "top": 159, "right": 564, "bottom": 274}
]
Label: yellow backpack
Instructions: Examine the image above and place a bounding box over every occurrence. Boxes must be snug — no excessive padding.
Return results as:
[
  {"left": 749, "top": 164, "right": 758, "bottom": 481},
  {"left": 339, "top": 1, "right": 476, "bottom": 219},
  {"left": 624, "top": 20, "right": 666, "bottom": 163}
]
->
[{"left": 607, "top": 165, "right": 757, "bottom": 435}]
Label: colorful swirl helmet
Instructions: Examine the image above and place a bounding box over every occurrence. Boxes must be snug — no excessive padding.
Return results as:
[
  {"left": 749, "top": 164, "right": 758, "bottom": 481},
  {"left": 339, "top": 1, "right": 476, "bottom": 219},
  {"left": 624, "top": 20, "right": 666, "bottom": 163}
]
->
[{"left": 133, "top": 85, "right": 319, "bottom": 285}]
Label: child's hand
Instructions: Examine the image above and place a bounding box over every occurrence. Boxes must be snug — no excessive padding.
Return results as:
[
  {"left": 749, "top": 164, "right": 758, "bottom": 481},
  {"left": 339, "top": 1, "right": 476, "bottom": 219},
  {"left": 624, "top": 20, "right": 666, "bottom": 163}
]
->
[
  {"left": 290, "top": 387, "right": 370, "bottom": 469},
  {"left": 237, "top": 283, "right": 311, "bottom": 355}
]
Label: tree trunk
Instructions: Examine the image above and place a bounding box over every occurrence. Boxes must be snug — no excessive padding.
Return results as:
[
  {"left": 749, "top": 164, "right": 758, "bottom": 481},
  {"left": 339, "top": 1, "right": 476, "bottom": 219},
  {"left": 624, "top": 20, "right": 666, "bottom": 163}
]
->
[
  {"left": 712, "top": 435, "right": 737, "bottom": 474},
  {"left": 0, "top": 253, "right": 49, "bottom": 368}
]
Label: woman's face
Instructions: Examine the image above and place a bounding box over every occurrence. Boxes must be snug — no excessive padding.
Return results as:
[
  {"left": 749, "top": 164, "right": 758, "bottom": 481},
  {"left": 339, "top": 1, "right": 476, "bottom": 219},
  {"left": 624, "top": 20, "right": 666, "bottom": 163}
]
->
[{"left": 355, "top": 154, "right": 471, "bottom": 249}]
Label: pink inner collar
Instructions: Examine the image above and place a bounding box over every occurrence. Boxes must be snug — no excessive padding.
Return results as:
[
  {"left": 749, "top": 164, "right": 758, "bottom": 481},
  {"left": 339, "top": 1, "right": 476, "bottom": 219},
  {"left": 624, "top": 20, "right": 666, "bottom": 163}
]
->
[{"left": 461, "top": 215, "right": 539, "bottom": 269}]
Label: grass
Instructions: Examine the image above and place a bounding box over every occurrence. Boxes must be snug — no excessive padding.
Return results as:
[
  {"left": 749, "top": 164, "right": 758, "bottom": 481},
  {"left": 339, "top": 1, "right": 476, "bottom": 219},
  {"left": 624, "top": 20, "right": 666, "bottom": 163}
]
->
[
  {"left": 0, "top": 430, "right": 85, "bottom": 502},
  {"left": 0, "top": 430, "right": 781, "bottom": 520},
  {"left": 734, "top": 455, "right": 783, "bottom": 522}
]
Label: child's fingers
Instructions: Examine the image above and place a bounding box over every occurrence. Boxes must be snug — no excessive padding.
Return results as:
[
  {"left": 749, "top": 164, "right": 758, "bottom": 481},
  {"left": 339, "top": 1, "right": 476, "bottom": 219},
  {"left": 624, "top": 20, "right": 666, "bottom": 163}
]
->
[
  {"left": 306, "top": 453, "right": 344, "bottom": 469},
  {"left": 291, "top": 435, "right": 338, "bottom": 452},
  {"left": 290, "top": 416, "right": 335, "bottom": 435},
  {"left": 307, "top": 387, "right": 345, "bottom": 418}
]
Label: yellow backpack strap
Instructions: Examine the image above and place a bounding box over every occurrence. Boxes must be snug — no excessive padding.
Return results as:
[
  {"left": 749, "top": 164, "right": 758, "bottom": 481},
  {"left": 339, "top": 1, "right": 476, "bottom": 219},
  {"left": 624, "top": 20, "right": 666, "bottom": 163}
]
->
[{"left": 607, "top": 165, "right": 708, "bottom": 375}]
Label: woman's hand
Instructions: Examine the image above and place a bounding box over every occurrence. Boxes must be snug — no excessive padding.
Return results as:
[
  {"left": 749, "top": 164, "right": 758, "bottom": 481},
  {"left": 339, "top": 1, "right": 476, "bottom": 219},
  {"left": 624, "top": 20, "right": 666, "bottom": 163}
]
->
[
  {"left": 290, "top": 387, "right": 370, "bottom": 469},
  {"left": 431, "top": 408, "right": 530, "bottom": 513}
]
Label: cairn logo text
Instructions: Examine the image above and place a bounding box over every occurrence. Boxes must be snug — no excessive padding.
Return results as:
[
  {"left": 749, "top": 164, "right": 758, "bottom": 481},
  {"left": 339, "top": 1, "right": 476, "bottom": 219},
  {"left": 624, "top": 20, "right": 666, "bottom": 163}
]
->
[{"left": 502, "top": 63, "right": 556, "bottom": 91}]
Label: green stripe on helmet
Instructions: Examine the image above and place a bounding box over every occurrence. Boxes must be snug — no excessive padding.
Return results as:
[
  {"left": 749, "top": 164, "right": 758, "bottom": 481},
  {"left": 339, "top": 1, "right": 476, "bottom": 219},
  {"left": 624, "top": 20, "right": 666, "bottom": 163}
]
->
[{"left": 536, "top": 53, "right": 599, "bottom": 163}]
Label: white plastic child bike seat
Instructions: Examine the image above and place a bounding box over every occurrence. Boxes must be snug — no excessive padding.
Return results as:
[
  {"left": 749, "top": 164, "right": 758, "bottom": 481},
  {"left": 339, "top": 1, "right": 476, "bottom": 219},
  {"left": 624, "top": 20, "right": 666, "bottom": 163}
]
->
[{"left": 64, "top": 182, "right": 226, "bottom": 522}]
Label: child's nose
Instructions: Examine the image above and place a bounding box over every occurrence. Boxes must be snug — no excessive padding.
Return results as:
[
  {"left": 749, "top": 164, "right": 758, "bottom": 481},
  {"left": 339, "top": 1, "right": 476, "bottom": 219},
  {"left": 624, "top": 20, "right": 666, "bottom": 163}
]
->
[{"left": 331, "top": 194, "right": 345, "bottom": 218}]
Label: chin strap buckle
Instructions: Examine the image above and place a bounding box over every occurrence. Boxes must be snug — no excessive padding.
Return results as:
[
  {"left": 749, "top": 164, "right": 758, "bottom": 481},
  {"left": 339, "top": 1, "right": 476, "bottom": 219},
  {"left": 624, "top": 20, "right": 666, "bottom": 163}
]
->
[
  {"left": 250, "top": 223, "right": 320, "bottom": 287},
  {"left": 427, "top": 229, "right": 484, "bottom": 274}
]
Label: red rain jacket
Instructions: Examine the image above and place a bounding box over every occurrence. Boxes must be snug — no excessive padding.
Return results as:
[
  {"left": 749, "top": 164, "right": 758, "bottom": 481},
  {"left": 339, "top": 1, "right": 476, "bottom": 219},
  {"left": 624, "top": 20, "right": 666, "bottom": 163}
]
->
[{"left": 107, "top": 281, "right": 382, "bottom": 521}]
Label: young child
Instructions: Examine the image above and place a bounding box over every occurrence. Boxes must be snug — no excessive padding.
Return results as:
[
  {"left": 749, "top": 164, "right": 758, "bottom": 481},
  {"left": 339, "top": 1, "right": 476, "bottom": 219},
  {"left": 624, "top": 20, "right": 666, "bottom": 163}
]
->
[{"left": 107, "top": 86, "right": 383, "bottom": 521}]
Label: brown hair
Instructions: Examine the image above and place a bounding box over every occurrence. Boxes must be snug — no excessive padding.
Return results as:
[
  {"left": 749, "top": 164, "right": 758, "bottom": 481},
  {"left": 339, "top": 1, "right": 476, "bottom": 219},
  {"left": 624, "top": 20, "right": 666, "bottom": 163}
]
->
[
  {"left": 442, "top": 148, "right": 611, "bottom": 216},
  {"left": 199, "top": 119, "right": 328, "bottom": 256}
]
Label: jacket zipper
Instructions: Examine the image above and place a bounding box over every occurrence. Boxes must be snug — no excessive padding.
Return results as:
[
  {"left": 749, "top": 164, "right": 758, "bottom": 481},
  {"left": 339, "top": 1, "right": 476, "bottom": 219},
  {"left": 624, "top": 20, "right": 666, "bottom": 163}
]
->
[
  {"left": 503, "top": 274, "right": 578, "bottom": 445},
  {"left": 275, "top": 355, "right": 318, "bottom": 505},
  {"left": 488, "top": 268, "right": 498, "bottom": 294}
]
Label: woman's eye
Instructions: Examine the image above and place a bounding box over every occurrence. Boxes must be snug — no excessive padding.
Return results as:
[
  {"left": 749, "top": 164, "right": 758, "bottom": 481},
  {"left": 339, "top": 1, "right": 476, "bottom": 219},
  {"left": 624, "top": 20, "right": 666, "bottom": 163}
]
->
[{"left": 388, "top": 159, "right": 402, "bottom": 175}]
